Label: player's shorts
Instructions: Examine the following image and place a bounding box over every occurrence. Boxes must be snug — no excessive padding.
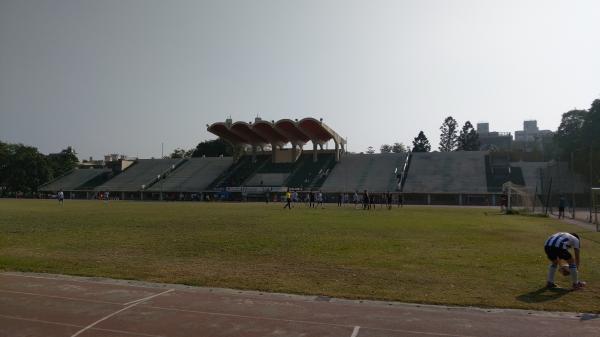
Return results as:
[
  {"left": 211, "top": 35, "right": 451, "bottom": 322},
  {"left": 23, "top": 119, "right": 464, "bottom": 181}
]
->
[{"left": 544, "top": 246, "right": 572, "bottom": 261}]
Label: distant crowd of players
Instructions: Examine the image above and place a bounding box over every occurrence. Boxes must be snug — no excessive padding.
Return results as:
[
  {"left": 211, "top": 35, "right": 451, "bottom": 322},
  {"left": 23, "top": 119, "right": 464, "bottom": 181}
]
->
[{"left": 280, "top": 189, "right": 403, "bottom": 210}]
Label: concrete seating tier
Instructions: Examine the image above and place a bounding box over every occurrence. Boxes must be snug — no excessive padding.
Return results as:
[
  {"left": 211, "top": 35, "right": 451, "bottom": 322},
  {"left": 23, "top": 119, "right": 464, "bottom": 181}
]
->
[
  {"left": 147, "top": 157, "right": 231, "bottom": 192},
  {"left": 403, "top": 152, "right": 488, "bottom": 194},
  {"left": 95, "top": 159, "right": 183, "bottom": 192},
  {"left": 509, "top": 162, "right": 548, "bottom": 190},
  {"left": 284, "top": 153, "right": 336, "bottom": 189},
  {"left": 209, "top": 155, "right": 271, "bottom": 188},
  {"left": 321, "top": 153, "right": 406, "bottom": 193},
  {"left": 39, "top": 168, "right": 111, "bottom": 192}
]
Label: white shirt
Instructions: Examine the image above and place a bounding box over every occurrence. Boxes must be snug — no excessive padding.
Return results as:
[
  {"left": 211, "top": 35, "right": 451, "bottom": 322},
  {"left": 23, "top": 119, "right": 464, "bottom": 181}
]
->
[{"left": 545, "top": 232, "right": 580, "bottom": 250}]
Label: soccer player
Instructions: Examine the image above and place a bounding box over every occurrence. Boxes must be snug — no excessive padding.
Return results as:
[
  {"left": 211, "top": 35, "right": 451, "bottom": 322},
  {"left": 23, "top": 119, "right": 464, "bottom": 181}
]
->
[
  {"left": 362, "top": 190, "right": 370, "bottom": 210},
  {"left": 283, "top": 189, "right": 292, "bottom": 209},
  {"left": 544, "top": 232, "right": 585, "bottom": 290},
  {"left": 386, "top": 191, "right": 393, "bottom": 210},
  {"left": 558, "top": 195, "right": 566, "bottom": 219},
  {"left": 353, "top": 191, "right": 359, "bottom": 209},
  {"left": 316, "top": 191, "right": 324, "bottom": 208},
  {"left": 57, "top": 190, "right": 64, "bottom": 205}
]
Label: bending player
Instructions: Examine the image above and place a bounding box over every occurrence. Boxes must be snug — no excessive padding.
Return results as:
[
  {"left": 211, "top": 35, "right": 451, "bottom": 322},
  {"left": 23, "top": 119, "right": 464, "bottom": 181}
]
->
[{"left": 544, "top": 232, "right": 585, "bottom": 290}]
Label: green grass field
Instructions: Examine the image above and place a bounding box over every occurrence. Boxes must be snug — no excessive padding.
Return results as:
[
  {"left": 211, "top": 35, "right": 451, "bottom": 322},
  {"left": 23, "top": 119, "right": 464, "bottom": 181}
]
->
[{"left": 1, "top": 199, "right": 599, "bottom": 313}]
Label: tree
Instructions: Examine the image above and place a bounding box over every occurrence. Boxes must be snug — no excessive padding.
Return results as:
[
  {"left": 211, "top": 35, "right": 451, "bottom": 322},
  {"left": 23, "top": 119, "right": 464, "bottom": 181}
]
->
[
  {"left": 47, "top": 146, "right": 79, "bottom": 178},
  {"left": 2, "top": 143, "right": 50, "bottom": 194},
  {"left": 412, "top": 131, "right": 431, "bottom": 152},
  {"left": 457, "top": 121, "right": 480, "bottom": 151},
  {"left": 391, "top": 142, "right": 407, "bottom": 153},
  {"left": 583, "top": 99, "right": 600, "bottom": 149},
  {"left": 380, "top": 144, "right": 392, "bottom": 153},
  {"left": 439, "top": 116, "right": 458, "bottom": 152},
  {"left": 554, "top": 109, "right": 587, "bottom": 159},
  {"left": 191, "top": 139, "right": 233, "bottom": 157},
  {"left": 0, "top": 141, "right": 9, "bottom": 191},
  {"left": 366, "top": 146, "right": 375, "bottom": 154},
  {"left": 170, "top": 148, "right": 190, "bottom": 159}
]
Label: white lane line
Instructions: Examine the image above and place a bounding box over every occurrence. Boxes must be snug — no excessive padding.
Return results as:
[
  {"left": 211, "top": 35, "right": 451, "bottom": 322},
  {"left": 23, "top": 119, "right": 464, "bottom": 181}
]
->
[
  {"left": 70, "top": 289, "right": 174, "bottom": 337},
  {"left": 0, "top": 313, "right": 81, "bottom": 328},
  {"left": 146, "top": 305, "right": 480, "bottom": 337},
  {"left": 122, "top": 288, "right": 175, "bottom": 306},
  {"left": 0, "top": 289, "right": 122, "bottom": 305},
  {"left": 0, "top": 314, "right": 165, "bottom": 337},
  {"left": 0, "top": 272, "right": 159, "bottom": 291},
  {"left": 350, "top": 325, "right": 360, "bottom": 337}
]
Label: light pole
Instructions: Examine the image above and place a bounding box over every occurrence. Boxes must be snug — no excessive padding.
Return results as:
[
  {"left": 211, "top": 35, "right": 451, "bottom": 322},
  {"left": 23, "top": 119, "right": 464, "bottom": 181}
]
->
[{"left": 158, "top": 174, "right": 162, "bottom": 201}]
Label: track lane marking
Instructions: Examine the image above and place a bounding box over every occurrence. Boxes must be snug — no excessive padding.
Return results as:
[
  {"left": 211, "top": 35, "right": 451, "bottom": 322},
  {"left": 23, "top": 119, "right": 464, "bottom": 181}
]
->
[
  {"left": 144, "top": 305, "right": 479, "bottom": 337},
  {"left": 0, "top": 289, "right": 123, "bottom": 305},
  {"left": 0, "top": 314, "right": 165, "bottom": 337},
  {"left": 0, "top": 272, "right": 162, "bottom": 291},
  {"left": 122, "top": 288, "right": 175, "bottom": 306},
  {"left": 70, "top": 289, "right": 174, "bottom": 337},
  {"left": 351, "top": 325, "right": 360, "bottom": 337}
]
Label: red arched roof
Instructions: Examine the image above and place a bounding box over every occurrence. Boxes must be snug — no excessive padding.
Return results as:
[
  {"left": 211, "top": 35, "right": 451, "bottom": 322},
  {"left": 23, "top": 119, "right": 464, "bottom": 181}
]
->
[
  {"left": 230, "top": 122, "right": 268, "bottom": 145},
  {"left": 298, "top": 118, "right": 334, "bottom": 142},
  {"left": 252, "top": 121, "right": 288, "bottom": 145},
  {"left": 207, "top": 123, "right": 247, "bottom": 144},
  {"left": 274, "top": 119, "right": 310, "bottom": 144},
  {"left": 208, "top": 118, "right": 345, "bottom": 147}
]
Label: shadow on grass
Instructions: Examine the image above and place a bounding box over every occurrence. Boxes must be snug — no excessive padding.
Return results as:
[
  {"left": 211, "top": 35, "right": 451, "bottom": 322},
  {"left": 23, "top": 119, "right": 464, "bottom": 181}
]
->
[{"left": 516, "top": 287, "right": 570, "bottom": 303}]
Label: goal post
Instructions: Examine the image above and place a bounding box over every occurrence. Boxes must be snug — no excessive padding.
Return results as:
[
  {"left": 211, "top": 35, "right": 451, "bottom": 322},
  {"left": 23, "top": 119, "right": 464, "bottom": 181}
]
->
[
  {"left": 502, "top": 181, "right": 543, "bottom": 214},
  {"left": 592, "top": 188, "right": 600, "bottom": 231}
]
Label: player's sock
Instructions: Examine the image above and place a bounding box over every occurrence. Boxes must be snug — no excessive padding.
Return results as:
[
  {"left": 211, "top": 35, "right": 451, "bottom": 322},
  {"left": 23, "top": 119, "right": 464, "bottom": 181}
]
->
[
  {"left": 547, "top": 264, "right": 558, "bottom": 283},
  {"left": 569, "top": 264, "right": 578, "bottom": 284}
]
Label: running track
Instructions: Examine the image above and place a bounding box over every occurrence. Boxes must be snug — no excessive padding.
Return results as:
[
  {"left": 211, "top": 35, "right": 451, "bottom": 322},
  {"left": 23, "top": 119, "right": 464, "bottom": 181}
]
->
[{"left": 1, "top": 272, "right": 599, "bottom": 337}]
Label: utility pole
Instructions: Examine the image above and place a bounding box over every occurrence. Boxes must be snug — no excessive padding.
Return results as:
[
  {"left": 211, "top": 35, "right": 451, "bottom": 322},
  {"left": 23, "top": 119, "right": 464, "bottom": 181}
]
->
[{"left": 590, "top": 146, "right": 593, "bottom": 223}]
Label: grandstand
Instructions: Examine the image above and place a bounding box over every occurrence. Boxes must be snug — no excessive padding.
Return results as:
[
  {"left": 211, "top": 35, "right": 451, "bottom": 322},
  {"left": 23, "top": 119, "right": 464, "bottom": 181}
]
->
[
  {"left": 485, "top": 152, "right": 525, "bottom": 192},
  {"left": 209, "top": 155, "right": 271, "bottom": 189},
  {"left": 510, "top": 162, "right": 547, "bottom": 191},
  {"left": 206, "top": 117, "right": 346, "bottom": 191},
  {"left": 321, "top": 153, "right": 406, "bottom": 192},
  {"left": 94, "top": 159, "right": 184, "bottom": 193},
  {"left": 403, "top": 152, "right": 488, "bottom": 194},
  {"left": 35, "top": 116, "right": 590, "bottom": 206},
  {"left": 402, "top": 151, "right": 489, "bottom": 205},
  {"left": 39, "top": 168, "right": 111, "bottom": 193},
  {"left": 147, "top": 157, "right": 232, "bottom": 193}
]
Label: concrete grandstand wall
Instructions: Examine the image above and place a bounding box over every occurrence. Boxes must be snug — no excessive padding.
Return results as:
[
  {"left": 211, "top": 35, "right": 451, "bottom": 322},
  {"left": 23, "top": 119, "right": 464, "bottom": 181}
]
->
[
  {"left": 147, "top": 157, "right": 232, "bottom": 192},
  {"left": 39, "top": 168, "right": 111, "bottom": 192},
  {"left": 320, "top": 153, "right": 407, "bottom": 193},
  {"left": 95, "top": 159, "right": 183, "bottom": 192},
  {"left": 402, "top": 151, "right": 488, "bottom": 194}
]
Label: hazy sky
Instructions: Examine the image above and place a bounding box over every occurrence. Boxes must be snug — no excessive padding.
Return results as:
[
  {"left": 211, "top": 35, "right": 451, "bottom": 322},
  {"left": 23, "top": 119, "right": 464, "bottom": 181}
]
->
[{"left": 1, "top": 0, "right": 599, "bottom": 159}]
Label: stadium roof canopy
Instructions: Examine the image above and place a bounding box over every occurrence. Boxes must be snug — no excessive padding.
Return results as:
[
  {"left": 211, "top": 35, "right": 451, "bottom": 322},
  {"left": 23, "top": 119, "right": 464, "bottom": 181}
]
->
[{"left": 207, "top": 117, "right": 346, "bottom": 149}]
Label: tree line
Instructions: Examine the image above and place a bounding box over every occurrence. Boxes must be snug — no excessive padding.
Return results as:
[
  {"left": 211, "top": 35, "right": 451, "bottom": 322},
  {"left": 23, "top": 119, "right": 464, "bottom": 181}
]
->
[
  {"left": 365, "top": 116, "right": 480, "bottom": 153},
  {"left": 554, "top": 98, "right": 600, "bottom": 182},
  {"left": 0, "top": 142, "right": 78, "bottom": 196}
]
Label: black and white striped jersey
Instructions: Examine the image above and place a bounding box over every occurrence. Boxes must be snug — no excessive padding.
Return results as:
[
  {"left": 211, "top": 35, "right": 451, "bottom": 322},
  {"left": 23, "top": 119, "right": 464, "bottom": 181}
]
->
[{"left": 545, "top": 232, "right": 580, "bottom": 250}]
